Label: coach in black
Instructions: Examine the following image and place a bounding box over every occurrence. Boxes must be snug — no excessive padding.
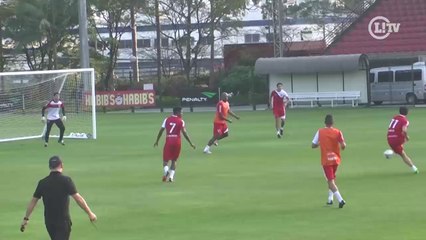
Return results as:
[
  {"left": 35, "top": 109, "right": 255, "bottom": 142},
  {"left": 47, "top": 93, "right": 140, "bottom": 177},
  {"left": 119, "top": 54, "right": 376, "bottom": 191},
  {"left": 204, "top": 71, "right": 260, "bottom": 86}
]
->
[{"left": 20, "top": 156, "right": 97, "bottom": 240}]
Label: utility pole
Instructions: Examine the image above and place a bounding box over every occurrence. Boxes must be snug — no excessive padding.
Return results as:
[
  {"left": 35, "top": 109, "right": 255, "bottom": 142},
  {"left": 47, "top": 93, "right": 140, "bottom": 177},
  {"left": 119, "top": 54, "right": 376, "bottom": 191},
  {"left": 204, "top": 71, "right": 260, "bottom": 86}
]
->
[
  {"left": 78, "top": 0, "right": 90, "bottom": 90},
  {"left": 155, "top": 0, "right": 163, "bottom": 112},
  {"left": 78, "top": 0, "right": 90, "bottom": 68},
  {"left": 209, "top": 0, "right": 215, "bottom": 88},
  {"left": 271, "top": 0, "right": 285, "bottom": 57},
  {"left": 130, "top": 6, "right": 139, "bottom": 83}
]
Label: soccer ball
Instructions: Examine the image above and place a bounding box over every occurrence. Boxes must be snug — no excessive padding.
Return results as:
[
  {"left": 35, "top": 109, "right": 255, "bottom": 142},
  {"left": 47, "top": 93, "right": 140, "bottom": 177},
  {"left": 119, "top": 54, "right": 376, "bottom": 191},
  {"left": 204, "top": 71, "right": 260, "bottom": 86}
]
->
[{"left": 384, "top": 149, "right": 394, "bottom": 159}]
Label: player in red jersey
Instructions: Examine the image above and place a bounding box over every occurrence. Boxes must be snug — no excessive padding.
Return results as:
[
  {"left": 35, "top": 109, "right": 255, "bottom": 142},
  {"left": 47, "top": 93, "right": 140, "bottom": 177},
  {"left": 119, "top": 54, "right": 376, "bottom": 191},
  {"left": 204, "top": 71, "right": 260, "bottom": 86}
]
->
[
  {"left": 312, "top": 114, "right": 347, "bottom": 208},
  {"left": 387, "top": 107, "right": 418, "bottom": 174},
  {"left": 203, "top": 92, "right": 240, "bottom": 154},
  {"left": 270, "top": 83, "right": 289, "bottom": 138},
  {"left": 154, "top": 107, "right": 195, "bottom": 182}
]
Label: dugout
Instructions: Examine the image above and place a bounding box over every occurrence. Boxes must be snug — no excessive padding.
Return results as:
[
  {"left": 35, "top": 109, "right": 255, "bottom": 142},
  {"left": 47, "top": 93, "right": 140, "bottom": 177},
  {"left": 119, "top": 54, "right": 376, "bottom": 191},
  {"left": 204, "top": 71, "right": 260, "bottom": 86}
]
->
[{"left": 254, "top": 54, "right": 370, "bottom": 104}]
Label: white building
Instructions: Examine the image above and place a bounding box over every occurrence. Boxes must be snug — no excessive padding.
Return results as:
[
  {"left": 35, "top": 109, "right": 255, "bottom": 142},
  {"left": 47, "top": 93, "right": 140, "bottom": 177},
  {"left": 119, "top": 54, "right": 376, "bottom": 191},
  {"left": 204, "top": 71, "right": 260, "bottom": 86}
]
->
[{"left": 94, "top": 4, "right": 341, "bottom": 79}]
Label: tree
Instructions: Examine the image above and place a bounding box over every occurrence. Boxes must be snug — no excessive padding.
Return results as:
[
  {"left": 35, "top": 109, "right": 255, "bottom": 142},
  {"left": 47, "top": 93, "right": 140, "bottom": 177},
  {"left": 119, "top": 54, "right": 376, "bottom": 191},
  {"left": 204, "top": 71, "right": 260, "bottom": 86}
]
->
[
  {"left": 0, "top": 0, "right": 16, "bottom": 72},
  {"left": 208, "top": 0, "right": 248, "bottom": 87},
  {"left": 143, "top": 0, "right": 248, "bottom": 86},
  {"left": 335, "top": 0, "right": 376, "bottom": 15},
  {"left": 255, "top": 0, "right": 374, "bottom": 50},
  {"left": 5, "top": 0, "right": 79, "bottom": 70},
  {"left": 129, "top": 0, "right": 146, "bottom": 83},
  {"left": 220, "top": 64, "right": 267, "bottom": 106},
  {"left": 88, "top": 0, "right": 134, "bottom": 90}
]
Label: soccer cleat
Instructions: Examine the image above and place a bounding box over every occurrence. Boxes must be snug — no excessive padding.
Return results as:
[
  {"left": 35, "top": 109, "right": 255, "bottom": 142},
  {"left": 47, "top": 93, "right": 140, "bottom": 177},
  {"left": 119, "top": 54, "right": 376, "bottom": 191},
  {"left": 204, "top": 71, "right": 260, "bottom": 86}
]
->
[
  {"left": 44, "top": 142, "right": 48, "bottom": 147},
  {"left": 338, "top": 200, "right": 346, "bottom": 208},
  {"left": 326, "top": 200, "right": 333, "bottom": 205},
  {"left": 213, "top": 141, "right": 219, "bottom": 146},
  {"left": 277, "top": 133, "right": 281, "bottom": 139},
  {"left": 168, "top": 178, "right": 174, "bottom": 182},
  {"left": 203, "top": 150, "right": 212, "bottom": 154},
  {"left": 414, "top": 169, "right": 419, "bottom": 174},
  {"left": 162, "top": 172, "right": 169, "bottom": 182},
  {"left": 58, "top": 140, "right": 65, "bottom": 146},
  {"left": 280, "top": 129, "right": 284, "bottom": 136}
]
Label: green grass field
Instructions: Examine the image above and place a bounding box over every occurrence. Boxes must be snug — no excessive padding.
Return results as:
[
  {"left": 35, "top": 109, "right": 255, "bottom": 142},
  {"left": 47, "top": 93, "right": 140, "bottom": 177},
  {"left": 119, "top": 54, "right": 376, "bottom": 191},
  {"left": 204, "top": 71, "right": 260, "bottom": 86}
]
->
[{"left": 1, "top": 107, "right": 426, "bottom": 240}]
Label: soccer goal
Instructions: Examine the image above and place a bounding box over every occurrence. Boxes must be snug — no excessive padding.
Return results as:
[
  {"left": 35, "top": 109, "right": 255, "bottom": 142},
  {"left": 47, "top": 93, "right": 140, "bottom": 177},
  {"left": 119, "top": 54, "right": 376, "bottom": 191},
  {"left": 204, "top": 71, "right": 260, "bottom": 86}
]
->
[{"left": 0, "top": 68, "right": 96, "bottom": 142}]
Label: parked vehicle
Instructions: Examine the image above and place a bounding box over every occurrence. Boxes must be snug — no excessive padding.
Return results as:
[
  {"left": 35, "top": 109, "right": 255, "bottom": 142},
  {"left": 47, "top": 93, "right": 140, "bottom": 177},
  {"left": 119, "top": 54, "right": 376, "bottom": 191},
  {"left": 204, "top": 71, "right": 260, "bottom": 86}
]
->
[{"left": 369, "top": 62, "right": 426, "bottom": 104}]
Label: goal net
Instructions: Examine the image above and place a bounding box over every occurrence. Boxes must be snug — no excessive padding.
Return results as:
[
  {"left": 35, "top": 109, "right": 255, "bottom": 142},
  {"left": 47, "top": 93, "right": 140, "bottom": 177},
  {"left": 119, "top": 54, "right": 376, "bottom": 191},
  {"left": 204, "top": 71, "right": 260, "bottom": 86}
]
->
[{"left": 0, "top": 68, "right": 96, "bottom": 142}]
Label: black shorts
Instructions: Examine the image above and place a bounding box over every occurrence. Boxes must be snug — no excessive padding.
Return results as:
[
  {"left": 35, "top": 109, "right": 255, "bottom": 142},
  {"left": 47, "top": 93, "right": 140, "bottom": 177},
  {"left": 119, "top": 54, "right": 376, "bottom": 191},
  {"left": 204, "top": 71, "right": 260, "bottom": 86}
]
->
[{"left": 46, "top": 221, "right": 72, "bottom": 240}]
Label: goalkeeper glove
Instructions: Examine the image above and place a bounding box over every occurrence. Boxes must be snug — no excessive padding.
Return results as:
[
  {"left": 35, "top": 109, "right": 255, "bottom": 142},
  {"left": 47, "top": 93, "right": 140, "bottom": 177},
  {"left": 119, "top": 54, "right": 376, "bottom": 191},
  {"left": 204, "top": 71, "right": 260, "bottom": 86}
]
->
[
  {"left": 41, "top": 116, "right": 46, "bottom": 123},
  {"left": 62, "top": 116, "right": 67, "bottom": 121}
]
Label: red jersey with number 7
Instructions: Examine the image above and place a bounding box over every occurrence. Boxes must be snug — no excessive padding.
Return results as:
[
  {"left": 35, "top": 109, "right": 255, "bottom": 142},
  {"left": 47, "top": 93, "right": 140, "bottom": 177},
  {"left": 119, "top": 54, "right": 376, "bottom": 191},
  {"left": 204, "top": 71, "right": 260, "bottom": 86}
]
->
[
  {"left": 162, "top": 115, "right": 184, "bottom": 145},
  {"left": 387, "top": 114, "right": 409, "bottom": 142}
]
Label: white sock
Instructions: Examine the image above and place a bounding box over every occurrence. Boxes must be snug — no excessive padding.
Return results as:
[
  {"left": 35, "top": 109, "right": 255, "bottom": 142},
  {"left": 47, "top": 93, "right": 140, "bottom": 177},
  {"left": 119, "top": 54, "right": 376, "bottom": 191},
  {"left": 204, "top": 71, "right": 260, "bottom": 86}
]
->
[
  {"left": 280, "top": 127, "right": 284, "bottom": 131},
  {"left": 276, "top": 130, "right": 280, "bottom": 135},
  {"left": 411, "top": 165, "right": 418, "bottom": 172},
  {"left": 333, "top": 191, "right": 344, "bottom": 202},
  {"left": 204, "top": 146, "right": 210, "bottom": 152},
  {"left": 163, "top": 166, "right": 169, "bottom": 176},
  {"left": 169, "top": 170, "right": 175, "bottom": 179},
  {"left": 328, "top": 190, "right": 334, "bottom": 202}
]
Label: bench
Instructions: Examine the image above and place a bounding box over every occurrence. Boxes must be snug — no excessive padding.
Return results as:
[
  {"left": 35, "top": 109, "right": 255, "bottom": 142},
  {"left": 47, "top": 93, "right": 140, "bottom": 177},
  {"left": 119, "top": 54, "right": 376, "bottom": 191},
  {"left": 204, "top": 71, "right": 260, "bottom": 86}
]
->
[{"left": 287, "top": 91, "right": 361, "bottom": 108}]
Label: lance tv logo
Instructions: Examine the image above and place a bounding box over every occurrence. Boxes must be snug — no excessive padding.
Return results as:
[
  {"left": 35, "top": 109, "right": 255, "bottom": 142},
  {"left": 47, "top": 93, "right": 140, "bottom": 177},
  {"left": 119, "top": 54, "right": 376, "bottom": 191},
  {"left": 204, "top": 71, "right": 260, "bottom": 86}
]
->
[{"left": 368, "top": 16, "right": 401, "bottom": 40}]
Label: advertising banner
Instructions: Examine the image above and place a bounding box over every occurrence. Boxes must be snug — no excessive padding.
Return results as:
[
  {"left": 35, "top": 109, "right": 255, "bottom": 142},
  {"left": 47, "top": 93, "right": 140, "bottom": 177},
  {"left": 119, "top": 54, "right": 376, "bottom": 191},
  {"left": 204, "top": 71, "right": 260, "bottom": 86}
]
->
[
  {"left": 180, "top": 89, "right": 218, "bottom": 106},
  {"left": 85, "top": 90, "right": 156, "bottom": 107}
]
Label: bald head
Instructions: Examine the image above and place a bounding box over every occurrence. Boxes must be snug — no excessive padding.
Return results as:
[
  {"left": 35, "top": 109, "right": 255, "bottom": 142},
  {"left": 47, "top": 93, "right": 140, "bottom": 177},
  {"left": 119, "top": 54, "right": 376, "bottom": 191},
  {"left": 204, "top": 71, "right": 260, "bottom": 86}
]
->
[{"left": 221, "top": 92, "right": 229, "bottom": 101}]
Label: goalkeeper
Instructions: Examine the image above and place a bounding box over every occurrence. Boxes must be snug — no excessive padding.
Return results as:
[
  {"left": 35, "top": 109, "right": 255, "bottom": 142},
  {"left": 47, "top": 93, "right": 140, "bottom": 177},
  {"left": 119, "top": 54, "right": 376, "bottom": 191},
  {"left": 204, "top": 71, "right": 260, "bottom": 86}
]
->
[{"left": 42, "top": 92, "right": 66, "bottom": 147}]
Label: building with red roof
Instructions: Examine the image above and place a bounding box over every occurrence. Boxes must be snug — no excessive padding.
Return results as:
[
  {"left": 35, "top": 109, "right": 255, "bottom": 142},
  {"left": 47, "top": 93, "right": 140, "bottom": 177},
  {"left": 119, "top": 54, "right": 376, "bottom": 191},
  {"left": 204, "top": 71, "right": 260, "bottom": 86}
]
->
[{"left": 326, "top": 0, "right": 426, "bottom": 67}]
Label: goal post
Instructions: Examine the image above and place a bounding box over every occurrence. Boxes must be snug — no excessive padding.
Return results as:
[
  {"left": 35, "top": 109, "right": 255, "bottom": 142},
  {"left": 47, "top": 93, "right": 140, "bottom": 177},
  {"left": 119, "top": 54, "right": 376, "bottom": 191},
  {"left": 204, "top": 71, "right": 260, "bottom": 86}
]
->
[{"left": 0, "top": 68, "right": 96, "bottom": 142}]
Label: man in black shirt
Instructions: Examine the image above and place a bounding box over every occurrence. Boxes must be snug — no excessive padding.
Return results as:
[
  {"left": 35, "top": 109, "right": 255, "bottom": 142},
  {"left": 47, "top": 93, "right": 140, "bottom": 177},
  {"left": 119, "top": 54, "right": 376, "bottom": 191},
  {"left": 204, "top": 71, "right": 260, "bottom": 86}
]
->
[{"left": 20, "top": 156, "right": 97, "bottom": 240}]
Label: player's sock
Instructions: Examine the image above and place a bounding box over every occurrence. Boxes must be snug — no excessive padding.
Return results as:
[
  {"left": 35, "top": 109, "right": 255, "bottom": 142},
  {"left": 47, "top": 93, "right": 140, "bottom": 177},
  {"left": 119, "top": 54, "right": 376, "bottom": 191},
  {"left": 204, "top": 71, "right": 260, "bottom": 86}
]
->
[
  {"left": 162, "top": 166, "right": 170, "bottom": 182},
  {"left": 328, "top": 190, "right": 334, "bottom": 203},
  {"left": 411, "top": 165, "right": 418, "bottom": 173},
  {"left": 333, "top": 191, "right": 344, "bottom": 203},
  {"left": 169, "top": 170, "right": 175, "bottom": 181}
]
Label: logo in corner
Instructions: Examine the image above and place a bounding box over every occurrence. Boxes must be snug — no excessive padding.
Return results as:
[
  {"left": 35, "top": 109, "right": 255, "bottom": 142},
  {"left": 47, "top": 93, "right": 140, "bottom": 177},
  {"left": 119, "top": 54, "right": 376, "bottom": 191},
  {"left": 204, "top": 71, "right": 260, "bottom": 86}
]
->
[
  {"left": 368, "top": 16, "right": 401, "bottom": 40},
  {"left": 201, "top": 92, "right": 217, "bottom": 98}
]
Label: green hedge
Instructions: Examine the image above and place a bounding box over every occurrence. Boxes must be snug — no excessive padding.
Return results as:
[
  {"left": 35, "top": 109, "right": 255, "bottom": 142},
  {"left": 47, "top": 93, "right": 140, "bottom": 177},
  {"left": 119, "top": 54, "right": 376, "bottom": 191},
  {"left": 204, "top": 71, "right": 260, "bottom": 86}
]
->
[{"left": 157, "top": 96, "right": 181, "bottom": 108}]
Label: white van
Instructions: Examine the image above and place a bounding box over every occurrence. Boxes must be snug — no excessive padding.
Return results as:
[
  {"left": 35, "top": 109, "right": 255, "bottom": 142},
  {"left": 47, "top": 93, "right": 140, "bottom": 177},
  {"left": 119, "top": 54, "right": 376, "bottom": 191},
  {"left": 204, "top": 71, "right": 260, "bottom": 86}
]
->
[{"left": 369, "top": 62, "right": 426, "bottom": 104}]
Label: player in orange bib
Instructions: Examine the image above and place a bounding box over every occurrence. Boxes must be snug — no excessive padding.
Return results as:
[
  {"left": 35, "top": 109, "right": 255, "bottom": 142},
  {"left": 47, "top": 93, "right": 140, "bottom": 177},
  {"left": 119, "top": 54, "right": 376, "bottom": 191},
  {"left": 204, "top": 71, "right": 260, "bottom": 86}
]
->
[
  {"left": 203, "top": 92, "right": 240, "bottom": 154},
  {"left": 312, "top": 114, "right": 347, "bottom": 208}
]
